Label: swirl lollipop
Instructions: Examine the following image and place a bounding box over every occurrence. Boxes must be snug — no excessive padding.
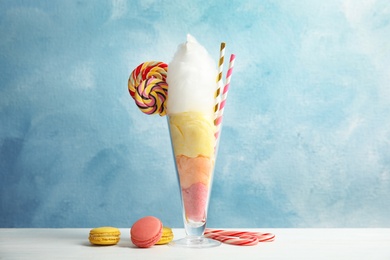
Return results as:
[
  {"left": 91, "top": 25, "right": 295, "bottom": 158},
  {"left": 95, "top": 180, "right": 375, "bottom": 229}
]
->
[{"left": 128, "top": 61, "right": 168, "bottom": 116}]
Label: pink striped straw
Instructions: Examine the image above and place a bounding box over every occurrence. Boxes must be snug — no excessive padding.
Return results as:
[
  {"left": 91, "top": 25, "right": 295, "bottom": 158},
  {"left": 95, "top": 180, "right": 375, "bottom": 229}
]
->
[{"left": 214, "top": 54, "right": 235, "bottom": 140}]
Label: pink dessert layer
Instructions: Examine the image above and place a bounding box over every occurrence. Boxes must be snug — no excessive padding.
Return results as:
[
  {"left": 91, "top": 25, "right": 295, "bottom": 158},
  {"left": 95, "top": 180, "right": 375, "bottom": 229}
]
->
[{"left": 182, "top": 182, "right": 208, "bottom": 222}]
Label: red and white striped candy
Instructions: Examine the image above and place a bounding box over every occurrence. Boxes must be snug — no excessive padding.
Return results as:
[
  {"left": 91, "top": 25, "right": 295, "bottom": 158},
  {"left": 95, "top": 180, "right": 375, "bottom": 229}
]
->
[{"left": 204, "top": 229, "right": 275, "bottom": 246}]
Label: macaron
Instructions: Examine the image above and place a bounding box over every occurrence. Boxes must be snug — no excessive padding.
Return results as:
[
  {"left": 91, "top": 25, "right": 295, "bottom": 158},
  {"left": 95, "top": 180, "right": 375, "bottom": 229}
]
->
[
  {"left": 89, "top": 226, "right": 121, "bottom": 246},
  {"left": 131, "top": 216, "right": 163, "bottom": 248},
  {"left": 156, "top": 226, "right": 174, "bottom": 245}
]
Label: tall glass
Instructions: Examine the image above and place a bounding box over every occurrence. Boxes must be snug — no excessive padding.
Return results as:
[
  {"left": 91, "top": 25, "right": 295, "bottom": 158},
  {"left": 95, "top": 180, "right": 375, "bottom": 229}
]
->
[{"left": 167, "top": 112, "right": 221, "bottom": 248}]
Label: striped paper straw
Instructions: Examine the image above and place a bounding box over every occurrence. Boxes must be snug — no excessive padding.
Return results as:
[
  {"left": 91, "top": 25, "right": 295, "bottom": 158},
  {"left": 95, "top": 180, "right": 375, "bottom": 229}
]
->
[
  {"left": 214, "top": 42, "right": 226, "bottom": 114},
  {"left": 214, "top": 54, "right": 236, "bottom": 140}
]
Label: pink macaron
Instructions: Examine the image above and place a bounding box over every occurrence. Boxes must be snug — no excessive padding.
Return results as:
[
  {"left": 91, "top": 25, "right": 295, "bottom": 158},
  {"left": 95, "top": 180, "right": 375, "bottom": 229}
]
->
[{"left": 131, "top": 216, "right": 163, "bottom": 248}]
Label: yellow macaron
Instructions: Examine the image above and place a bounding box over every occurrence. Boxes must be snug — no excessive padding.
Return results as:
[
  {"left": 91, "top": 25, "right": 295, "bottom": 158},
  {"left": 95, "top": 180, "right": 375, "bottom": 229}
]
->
[
  {"left": 89, "top": 226, "right": 121, "bottom": 246},
  {"left": 155, "top": 226, "right": 174, "bottom": 245}
]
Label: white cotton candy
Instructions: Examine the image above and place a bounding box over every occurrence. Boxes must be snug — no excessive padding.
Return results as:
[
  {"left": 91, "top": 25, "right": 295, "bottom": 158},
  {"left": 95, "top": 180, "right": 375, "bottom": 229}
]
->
[{"left": 166, "top": 34, "right": 217, "bottom": 115}]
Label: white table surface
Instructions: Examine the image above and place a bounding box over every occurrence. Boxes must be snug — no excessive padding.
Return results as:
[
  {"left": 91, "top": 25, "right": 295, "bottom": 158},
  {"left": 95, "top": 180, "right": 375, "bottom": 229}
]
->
[{"left": 1, "top": 228, "right": 389, "bottom": 259}]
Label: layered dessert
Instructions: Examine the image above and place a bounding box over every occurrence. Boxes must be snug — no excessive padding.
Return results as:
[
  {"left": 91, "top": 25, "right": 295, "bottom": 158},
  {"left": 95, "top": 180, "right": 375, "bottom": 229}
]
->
[
  {"left": 169, "top": 112, "right": 215, "bottom": 223},
  {"left": 167, "top": 35, "right": 217, "bottom": 224}
]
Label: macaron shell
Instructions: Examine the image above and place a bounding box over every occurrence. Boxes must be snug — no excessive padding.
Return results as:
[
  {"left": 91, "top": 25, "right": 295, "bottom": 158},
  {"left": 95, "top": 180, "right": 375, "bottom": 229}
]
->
[
  {"left": 131, "top": 216, "right": 163, "bottom": 248},
  {"left": 89, "top": 226, "right": 121, "bottom": 245},
  {"left": 89, "top": 236, "right": 120, "bottom": 245},
  {"left": 155, "top": 227, "right": 174, "bottom": 245}
]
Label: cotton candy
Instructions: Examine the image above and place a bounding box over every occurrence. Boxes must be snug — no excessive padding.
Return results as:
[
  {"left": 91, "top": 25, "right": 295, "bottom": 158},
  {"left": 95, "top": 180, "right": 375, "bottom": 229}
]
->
[{"left": 166, "top": 34, "right": 217, "bottom": 115}]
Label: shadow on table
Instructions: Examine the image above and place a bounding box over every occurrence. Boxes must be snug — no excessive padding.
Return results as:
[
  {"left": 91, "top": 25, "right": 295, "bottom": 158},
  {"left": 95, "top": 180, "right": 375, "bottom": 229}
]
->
[{"left": 81, "top": 241, "right": 140, "bottom": 249}]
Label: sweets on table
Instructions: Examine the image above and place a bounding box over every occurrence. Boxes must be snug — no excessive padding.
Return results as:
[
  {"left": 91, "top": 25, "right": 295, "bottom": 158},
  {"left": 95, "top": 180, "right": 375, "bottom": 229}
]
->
[
  {"left": 93, "top": 35, "right": 274, "bottom": 249},
  {"left": 127, "top": 35, "right": 245, "bottom": 245},
  {"left": 88, "top": 226, "right": 121, "bottom": 246}
]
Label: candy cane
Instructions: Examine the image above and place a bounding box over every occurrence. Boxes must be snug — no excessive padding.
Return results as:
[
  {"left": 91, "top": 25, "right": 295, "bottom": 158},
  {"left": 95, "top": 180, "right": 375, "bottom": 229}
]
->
[{"left": 204, "top": 229, "right": 275, "bottom": 246}]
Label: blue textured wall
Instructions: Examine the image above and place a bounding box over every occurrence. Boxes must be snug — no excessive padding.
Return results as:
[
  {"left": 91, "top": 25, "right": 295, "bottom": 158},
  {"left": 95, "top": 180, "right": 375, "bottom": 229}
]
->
[{"left": 1, "top": 0, "right": 390, "bottom": 228}]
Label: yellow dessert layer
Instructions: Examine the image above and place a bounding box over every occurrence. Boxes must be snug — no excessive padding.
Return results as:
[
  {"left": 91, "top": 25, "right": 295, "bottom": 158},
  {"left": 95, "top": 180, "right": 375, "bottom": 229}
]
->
[{"left": 168, "top": 112, "right": 215, "bottom": 158}]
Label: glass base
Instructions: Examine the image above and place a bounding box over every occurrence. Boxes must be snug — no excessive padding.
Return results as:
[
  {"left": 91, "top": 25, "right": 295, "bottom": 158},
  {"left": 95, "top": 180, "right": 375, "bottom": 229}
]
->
[{"left": 169, "top": 236, "right": 221, "bottom": 248}]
